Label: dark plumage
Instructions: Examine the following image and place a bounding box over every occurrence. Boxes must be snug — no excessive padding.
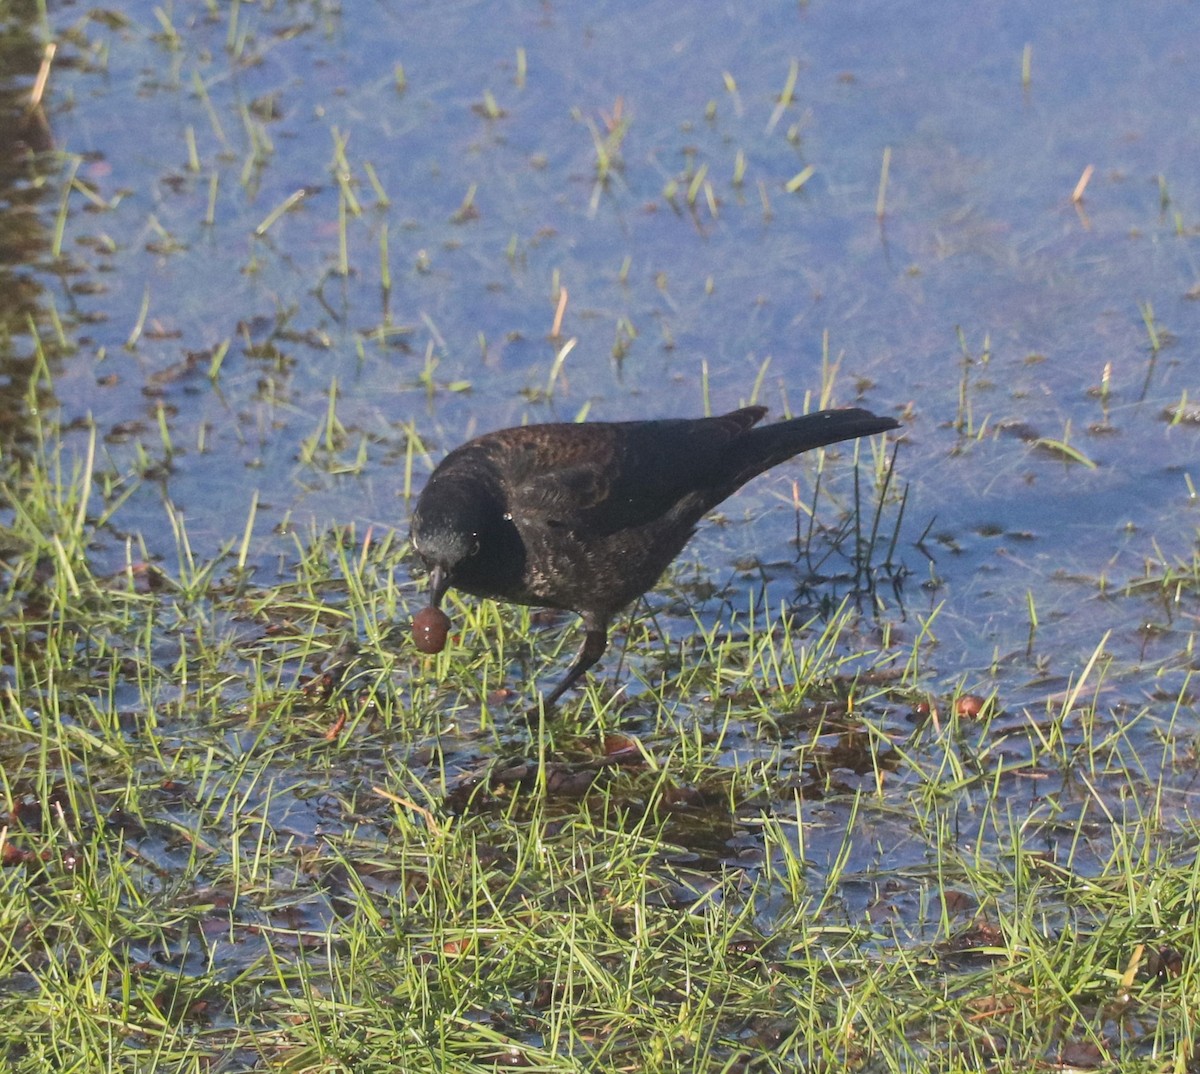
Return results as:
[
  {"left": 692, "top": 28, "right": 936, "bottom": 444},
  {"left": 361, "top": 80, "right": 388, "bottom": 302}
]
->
[{"left": 410, "top": 405, "right": 899, "bottom": 707}]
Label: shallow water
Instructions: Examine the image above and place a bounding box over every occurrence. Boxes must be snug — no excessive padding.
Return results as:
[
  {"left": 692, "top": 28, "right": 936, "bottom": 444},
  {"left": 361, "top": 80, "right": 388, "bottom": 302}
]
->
[{"left": 3, "top": 0, "right": 1200, "bottom": 994}]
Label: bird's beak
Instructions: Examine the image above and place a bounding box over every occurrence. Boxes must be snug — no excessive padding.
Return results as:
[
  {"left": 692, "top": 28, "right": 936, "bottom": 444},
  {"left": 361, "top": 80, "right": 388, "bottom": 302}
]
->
[{"left": 428, "top": 564, "right": 450, "bottom": 606}]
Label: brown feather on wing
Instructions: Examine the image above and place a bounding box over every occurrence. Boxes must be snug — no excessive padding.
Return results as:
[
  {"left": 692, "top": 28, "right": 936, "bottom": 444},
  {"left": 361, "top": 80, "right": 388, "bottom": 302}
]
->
[{"left": 506, "top": 408, "right": 767, "bottom": 535}]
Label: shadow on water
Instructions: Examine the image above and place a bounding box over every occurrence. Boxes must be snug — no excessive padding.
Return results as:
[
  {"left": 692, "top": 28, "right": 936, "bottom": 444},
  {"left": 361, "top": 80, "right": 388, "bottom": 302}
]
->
[{"left": 0, "top": 3, "right": 57, "bottom": 445}]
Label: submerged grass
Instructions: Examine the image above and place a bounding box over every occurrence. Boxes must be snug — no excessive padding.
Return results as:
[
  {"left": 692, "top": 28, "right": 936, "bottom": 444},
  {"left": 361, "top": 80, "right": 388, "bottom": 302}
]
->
[{"left": 1, "top": 410, "right": 1198, "bottom": 1073}]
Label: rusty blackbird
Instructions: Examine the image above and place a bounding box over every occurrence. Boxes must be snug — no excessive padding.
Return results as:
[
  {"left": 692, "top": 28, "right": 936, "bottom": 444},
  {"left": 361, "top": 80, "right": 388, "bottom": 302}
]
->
[{"left": 410, "top": 405, "right": 898, "bottom": 707}]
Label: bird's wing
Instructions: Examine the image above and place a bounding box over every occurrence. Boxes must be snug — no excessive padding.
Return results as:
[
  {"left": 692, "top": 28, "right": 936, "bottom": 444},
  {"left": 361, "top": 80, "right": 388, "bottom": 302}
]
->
[{"left": 500, "top": 408, "right": 765, "bottom": 535}]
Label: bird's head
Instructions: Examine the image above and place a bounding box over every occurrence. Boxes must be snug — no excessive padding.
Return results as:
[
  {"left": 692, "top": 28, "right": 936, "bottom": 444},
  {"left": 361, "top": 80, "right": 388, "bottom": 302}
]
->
[{"left": 410, "top": 474, "right": 512, "bottom": 604}]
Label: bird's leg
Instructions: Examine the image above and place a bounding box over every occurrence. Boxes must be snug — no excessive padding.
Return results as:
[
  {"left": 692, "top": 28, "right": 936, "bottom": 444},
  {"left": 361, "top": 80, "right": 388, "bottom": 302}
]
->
[{"left": 541, "top": 613, "right": 609, "bottom": 709}]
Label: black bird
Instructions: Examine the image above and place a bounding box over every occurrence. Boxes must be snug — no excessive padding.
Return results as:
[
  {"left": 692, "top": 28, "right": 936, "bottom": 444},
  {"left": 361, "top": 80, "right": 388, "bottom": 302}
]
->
[{"left": 410, "top": 405, "right": 898, "bottom": 707}]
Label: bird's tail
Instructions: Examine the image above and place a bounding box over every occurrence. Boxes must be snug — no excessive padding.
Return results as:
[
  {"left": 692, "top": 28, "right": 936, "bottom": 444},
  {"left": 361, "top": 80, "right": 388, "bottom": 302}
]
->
[{"left": 732, "top": 407, "right": 898, "bottom": 479}]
